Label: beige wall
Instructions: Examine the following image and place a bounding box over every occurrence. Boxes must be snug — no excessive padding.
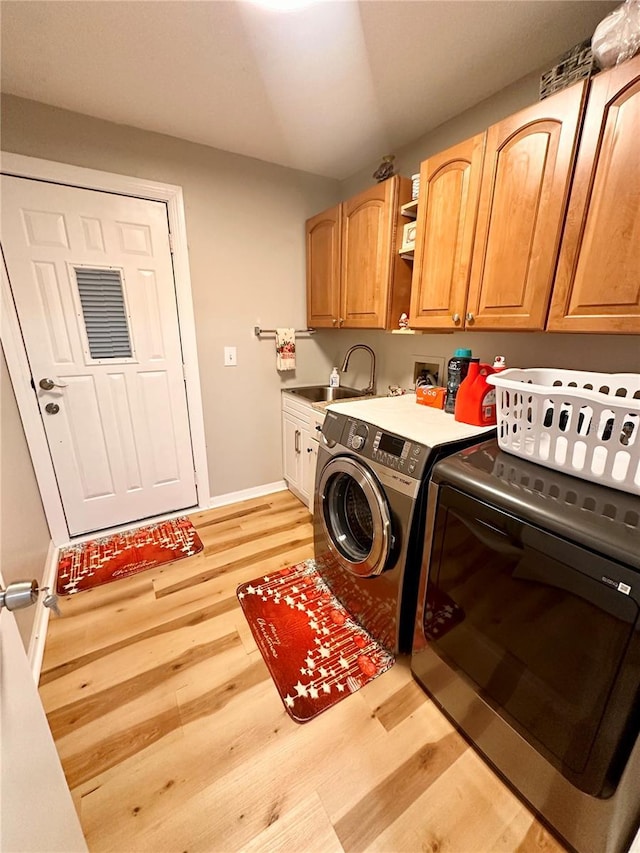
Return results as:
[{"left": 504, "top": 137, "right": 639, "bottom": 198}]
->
[
  {"left": 328, "top": 69, "right": 640, "bottom": 390},
  {"left": 315, "top": 329, "right": 640, "bottom": 400},
  {"left": 1, "top": 347, "right": 51, "bottom": 648},
  {"left": 341, "top": 68, "right": 542, "bottom": 197},
  {"left": 1, "top": 94, "right": 338, "bottom": 499}
]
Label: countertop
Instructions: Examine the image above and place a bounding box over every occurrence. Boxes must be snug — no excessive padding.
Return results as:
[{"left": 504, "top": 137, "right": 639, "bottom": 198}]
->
[{"left": 326, "top": 392, "right": 495, "bottom": 446}]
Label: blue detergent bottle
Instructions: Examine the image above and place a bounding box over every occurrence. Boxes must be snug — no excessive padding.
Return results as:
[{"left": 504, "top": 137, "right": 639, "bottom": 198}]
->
[{"left": 444, "top": 348, "right": 473, "bottom": 414}]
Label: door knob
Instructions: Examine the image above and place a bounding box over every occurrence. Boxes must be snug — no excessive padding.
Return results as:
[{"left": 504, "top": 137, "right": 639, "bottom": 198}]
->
[
  {"left": 452, "top": 313, "right": 461, "bottom": 324},
  {"left": 0, "top": 580, "right": 61, "bottom": 615},
  {"left": 45, "top": 402, "right": 60, "bottom": 414},
  {"left": 0, "top": 580, "right": 38, "bottom": 612},
  {"left": 39, "top": 377, "right": 68, "bottom": 391},
  {"left": 466, "top": 312, "right": 475, "bottom": 323}
]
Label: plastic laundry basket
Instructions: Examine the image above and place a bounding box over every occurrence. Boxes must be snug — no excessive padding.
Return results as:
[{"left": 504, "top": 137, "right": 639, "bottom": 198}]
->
[{"left": 486, "top": 368, "right": 640, "bottom": 495}]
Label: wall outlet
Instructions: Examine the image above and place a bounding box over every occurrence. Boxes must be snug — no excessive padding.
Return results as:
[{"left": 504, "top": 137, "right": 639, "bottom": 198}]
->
[{"left": 224, "top": 346, "right": 237, "bottom": 366}]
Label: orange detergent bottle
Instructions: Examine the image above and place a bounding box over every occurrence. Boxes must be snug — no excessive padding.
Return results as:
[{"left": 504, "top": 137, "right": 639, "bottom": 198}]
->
[{"left": 454, "top": 359, "right": 497, "bottom": 426}]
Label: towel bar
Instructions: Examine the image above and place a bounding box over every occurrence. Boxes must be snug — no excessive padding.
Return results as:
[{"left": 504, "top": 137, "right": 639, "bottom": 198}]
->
[{"left": 254, "top": 326, "right": 316, "bottom": 338}]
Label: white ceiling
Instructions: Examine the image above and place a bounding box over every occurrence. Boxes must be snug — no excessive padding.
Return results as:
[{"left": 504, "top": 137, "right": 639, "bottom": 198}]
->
[{"left": 0, "top": 0, "right": 615, "bottom": 180}]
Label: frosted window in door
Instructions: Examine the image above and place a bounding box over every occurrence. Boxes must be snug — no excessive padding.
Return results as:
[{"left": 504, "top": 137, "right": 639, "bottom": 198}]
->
[{"left": 74, "top": 267, "right": 132, "bottom": 359}]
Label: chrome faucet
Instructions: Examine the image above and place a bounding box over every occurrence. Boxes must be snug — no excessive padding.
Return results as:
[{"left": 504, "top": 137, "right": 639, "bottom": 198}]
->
[{"left": 340, "top": 344, "right": 376, "bottom": 396}]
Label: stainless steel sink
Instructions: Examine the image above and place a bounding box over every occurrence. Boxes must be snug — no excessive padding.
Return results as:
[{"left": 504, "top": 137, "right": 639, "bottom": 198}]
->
[{"left": 287, "top": 385, "right": 365, "bottom": 403}]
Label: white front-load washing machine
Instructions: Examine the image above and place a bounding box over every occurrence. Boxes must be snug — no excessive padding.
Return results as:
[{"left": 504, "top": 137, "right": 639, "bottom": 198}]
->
[{"left": 313, "top": 394, "right": 493, "bottom": 654}]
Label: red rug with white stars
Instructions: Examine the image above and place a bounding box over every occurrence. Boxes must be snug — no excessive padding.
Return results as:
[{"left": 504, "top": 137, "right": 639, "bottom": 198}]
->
[
  {"left": 237, "top": 559, "right": 395, "bottom": 723},
  {"left": 56, "top": 517, "right": 203, "bottom": 596}
]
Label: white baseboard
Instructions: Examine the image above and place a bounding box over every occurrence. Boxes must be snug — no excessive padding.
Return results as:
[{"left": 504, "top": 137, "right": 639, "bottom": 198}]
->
[
  {"left": 28, "top": 539, "right": 59, "bottom": 684},
  {"left": 209, "top": 480, "right": 288, "bottom": 509}
]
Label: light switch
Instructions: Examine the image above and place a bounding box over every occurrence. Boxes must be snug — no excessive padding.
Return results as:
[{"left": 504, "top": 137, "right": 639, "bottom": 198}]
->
[{"left": 224, "top": 346, "right": 237, "bottom": 366}]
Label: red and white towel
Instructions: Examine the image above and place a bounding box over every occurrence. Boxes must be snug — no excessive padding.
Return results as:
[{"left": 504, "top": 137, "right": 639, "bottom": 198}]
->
[{"left": 275, "top": 328, "right": 296, "bottom": 371}]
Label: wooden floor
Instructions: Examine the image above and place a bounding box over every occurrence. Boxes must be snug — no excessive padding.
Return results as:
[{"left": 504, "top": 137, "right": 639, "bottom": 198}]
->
[{"left": 40, "top": 490, "right": 565, "bottom": 853}]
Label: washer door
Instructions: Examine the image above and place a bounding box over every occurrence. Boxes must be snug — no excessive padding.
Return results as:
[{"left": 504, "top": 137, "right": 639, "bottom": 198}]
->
[{"left": 318, "top": 455, "right": 393, "bottom": 578}]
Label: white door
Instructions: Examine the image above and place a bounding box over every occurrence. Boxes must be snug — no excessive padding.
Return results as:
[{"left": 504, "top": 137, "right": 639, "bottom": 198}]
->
[
  {"left": 0, "top": 577, "right": 87, "bottom": 851},
  {"left": 1, "top": 177, "right": 198, "bottom": 536}
]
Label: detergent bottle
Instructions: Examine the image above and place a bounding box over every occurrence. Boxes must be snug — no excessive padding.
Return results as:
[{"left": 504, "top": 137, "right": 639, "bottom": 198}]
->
[
  {"left": 444, "top": 348, "right": 473, "bottom": 413},
  {"left": 454, "top": 359, "right": 497, "bottom": 426}
]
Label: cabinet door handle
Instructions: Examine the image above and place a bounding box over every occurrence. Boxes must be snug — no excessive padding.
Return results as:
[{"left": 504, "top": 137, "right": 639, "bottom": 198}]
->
[
  {"left": 307, "top": 447, "right": 313, "bottom": 453},
  {"left": 332, "top": 318, "right": 337, "bottom": 325},
  {"left": 466, "top": 312, "right": 475, "bottom": 323},
  {"left": 295, "top": 429, "right": 300, "bottom": 453},
  {"left": 452, "top": 313, "right": 461, "bottom": 324},
  {"left": 339, "top": 317, "right": 344, "bottom": 327}
]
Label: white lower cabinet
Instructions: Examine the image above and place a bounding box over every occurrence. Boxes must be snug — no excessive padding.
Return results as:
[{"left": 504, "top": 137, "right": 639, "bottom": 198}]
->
[
  {"left": 281, "top": 393, "right": 325, "bottom": 510},
  {"left": 305, "top": 409, "right": 325, "bottom": 513},
  {"left": 281, "top": 412, "right": 307, "bottom": 495}
]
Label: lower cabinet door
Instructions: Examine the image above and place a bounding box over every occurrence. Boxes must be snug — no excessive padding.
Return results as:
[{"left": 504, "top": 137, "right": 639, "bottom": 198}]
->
[
  {"left": 282, "top": 412, "right": 304, "bottom": 494},
  {"left": 303, "top": 437, "right": 318, "bottom": 512}
]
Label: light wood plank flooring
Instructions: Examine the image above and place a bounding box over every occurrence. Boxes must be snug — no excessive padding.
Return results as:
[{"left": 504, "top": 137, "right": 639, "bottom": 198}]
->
[{"left": 40, "top": 490, "right": 565, "bottom": 852}]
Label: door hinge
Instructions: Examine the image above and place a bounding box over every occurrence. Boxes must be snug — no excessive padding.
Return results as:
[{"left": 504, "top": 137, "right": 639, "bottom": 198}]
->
[
  {"left": 168, "top": 231, "right": 174, "bottom": 253},
  {"left": 182, "top": 363, "right": 188, "bottom": 381}
]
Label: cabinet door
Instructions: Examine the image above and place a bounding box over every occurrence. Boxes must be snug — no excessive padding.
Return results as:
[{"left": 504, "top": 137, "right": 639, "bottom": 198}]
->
[
  {"left": 341, "top": 177, "right": 398, "bottom": 328},
  {"left": 282, "top": 412, "right": 304, "bottom": 493},
  {"left": 548, "top": 55, "right": 640, "bottom": 334},
  {"left": 302, "top": 432, "right": 317, "bottom": 512},
  {"left": 304, "top": 410, "right": 325, "bottom": 512},
  {"left": 306, "top": 205, "right": 341, "bottom": 328},
  {"left": 409, "top": 134, "right": 485, "bottom": 330},
  {"left": 466, "top": 82, "right": 586, "bottom": 330}
]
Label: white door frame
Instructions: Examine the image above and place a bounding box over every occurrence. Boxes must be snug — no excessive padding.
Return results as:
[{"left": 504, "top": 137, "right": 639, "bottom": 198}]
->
[{"left": 0, "top": 152, "right": 210, "bottom": 546}]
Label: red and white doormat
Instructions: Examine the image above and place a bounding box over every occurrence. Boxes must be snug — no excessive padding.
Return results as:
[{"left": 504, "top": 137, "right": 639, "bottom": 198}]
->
[
  {"left": 56, "top": 517, "right": 203, "bottom": 596},
  {"left": 237, "top": 559, "right": 394, "bottom": 723}
]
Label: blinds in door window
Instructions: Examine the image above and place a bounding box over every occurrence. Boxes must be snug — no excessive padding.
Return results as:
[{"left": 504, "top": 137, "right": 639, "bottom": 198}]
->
[{"left": 74, "top": 267, "right": 133, "bottom": 359}]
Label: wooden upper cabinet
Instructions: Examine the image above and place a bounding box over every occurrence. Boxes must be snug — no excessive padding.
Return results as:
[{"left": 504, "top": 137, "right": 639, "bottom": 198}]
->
[
  {"left": 409, "top": 133, "right": 485, "bottom": 330},
  {"left": 341, "top": 176, "right": 411, "bottom": 329},
  {"left": 306, "top": 205, "right": 342, "bottom": 328},
  {"left": 466, "top": 82, "right": 586, "bottom": 331},
  {"left": 306, "top": 177, "right": 411, "bottom": 329},
  {"left": 548, "top": 55, "right": 640, "bottom": 334}
]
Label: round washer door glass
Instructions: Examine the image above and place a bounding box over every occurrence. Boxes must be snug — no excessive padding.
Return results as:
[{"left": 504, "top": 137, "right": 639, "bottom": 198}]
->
[{"left": 319, "top": 456, "right": 393, "bottom": 578}]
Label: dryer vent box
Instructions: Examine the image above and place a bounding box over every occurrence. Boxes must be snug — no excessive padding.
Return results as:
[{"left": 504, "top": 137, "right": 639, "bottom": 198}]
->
[{"left": 414, "top": 360, "right": 443, "bottom": 388}]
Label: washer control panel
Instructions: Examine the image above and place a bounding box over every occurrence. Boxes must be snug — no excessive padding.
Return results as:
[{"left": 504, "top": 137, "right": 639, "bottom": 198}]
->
[{"left": 341, "top": 416, "right": 429, "bottom": 481}]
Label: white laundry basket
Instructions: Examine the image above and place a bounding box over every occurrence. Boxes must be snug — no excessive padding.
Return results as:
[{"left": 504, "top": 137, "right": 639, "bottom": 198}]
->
[{"left": 486, "top": 368, "right": 640, "bottom": 495}]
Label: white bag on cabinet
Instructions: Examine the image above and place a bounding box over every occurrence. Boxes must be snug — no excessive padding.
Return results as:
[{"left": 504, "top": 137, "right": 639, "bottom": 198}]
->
[{"left": 592, "top": 0, "right": 640, "bottom": 68}]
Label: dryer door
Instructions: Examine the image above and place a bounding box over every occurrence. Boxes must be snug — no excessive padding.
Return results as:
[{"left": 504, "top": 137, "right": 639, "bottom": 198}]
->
[{"left": 318, "top": 455, "right": 393, "bottom": 578}]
